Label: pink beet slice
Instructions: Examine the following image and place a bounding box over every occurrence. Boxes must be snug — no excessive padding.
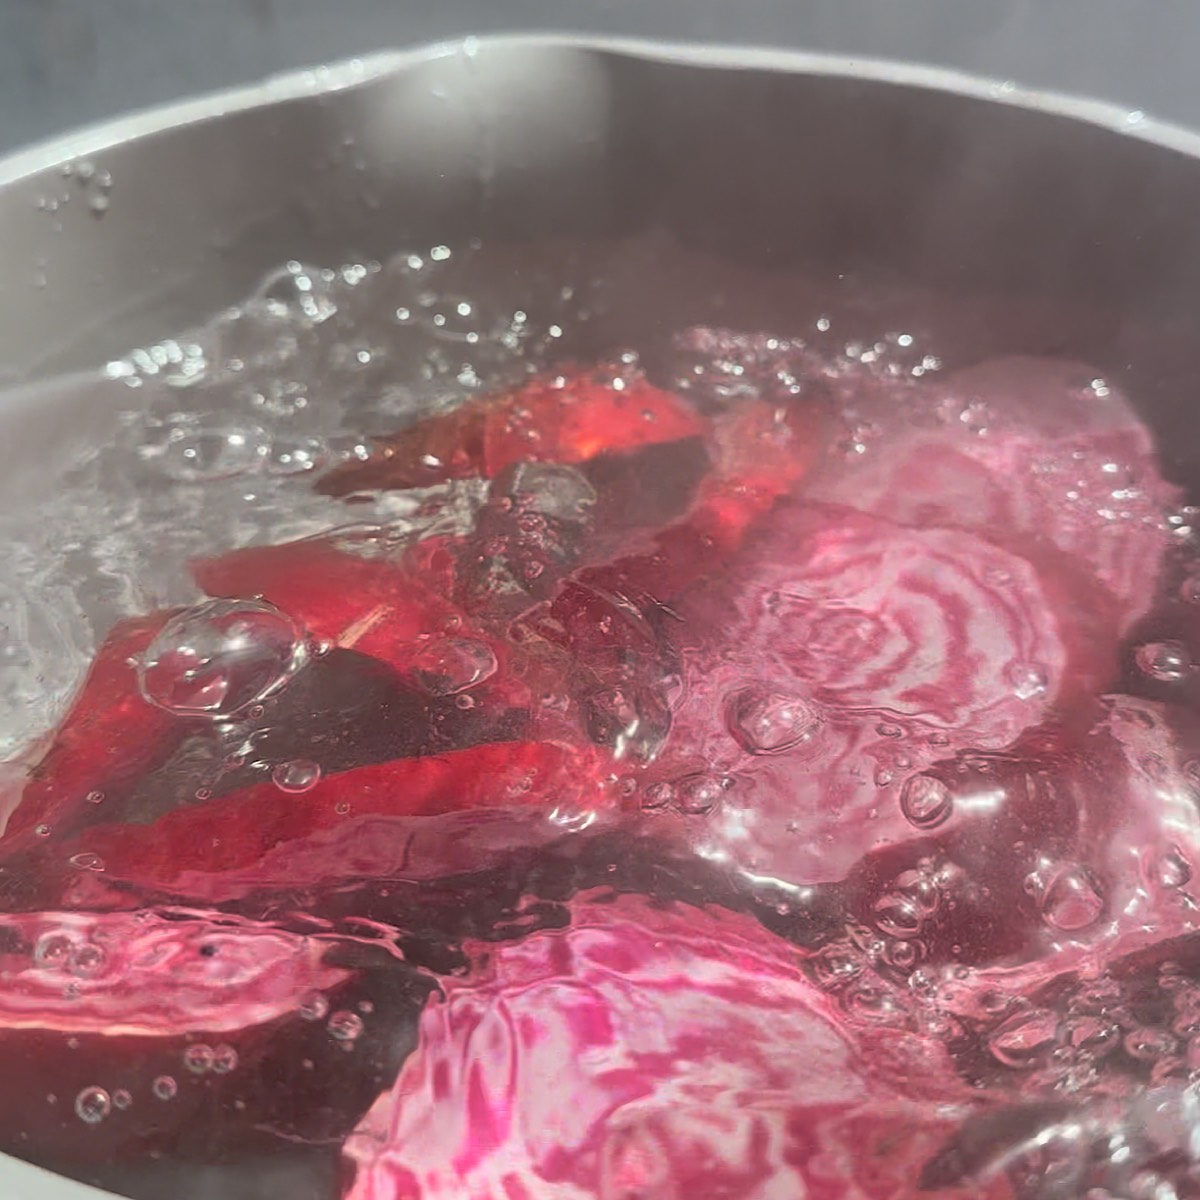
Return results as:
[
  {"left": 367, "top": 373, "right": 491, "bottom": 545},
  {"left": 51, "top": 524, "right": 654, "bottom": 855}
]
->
[
  {"left": 807, "top": 356, "right": 1178, "bottom": 632},
  {"left": 632, "top": 501, "right": 1120, "bottom": 889},
  {"left": 343, "top": 891, "right": 1010, "bottom": 1200}
]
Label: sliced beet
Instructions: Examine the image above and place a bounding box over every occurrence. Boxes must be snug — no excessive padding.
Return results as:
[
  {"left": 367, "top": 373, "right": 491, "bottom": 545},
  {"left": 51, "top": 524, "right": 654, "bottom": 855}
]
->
[
  {"left": 315, "top": 366, "right": 709, "bottom": 497},
  {"left": 343, "top": 891, "right": 1008, "bottom": 1200},
  {"left": 807, "top": 356, "right": 1179, "bottom": 633}
]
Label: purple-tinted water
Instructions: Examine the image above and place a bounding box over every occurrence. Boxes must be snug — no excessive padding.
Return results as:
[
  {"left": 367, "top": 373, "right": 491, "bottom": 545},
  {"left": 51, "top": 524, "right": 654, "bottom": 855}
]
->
[{"left": 1, "top": 234, "right": 1200, "bottom": 1199}]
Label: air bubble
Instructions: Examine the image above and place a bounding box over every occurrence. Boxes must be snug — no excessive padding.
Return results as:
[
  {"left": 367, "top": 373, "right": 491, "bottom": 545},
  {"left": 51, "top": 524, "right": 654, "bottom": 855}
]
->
[
  {"left": 328, "top": 1010, "right": 364, "bottom": 1045},
  {"left": 844, "top": 984, "right": 908, "bottom": 1026},
  {"left": 1007, "top": 661, "right": 1049, "bottom": 700},
  {"left": 672, "top": 773, "right": 730, "bottom": 816},
  {"left": 112, "top": 1089, "right": 131, "bottom": 1110},
  {"left": 1038, "top": 865, "right": 1105, "bottom": 932},
  {"left": 271, "top": 759, "right": 322, "bottom": 794},
  {"left": 139, "top": 599, "right": 308, "bottom": 718},
  {"left": 152, "top": 1075, "right": 177, "bottom": 1100},
  {"left": 725, "top": 687, "right": 821, "bottom": 755},
  {"left": 69, "top": 852, "right": 104, "bottom": 872},
  {"left": 266, "top": 435, "right": 328, "bottom": 476},
  {"left": 410, "top": 637, "right": 497, "bottom": 696},
  {"left": 873, "top": 892, "right": 925, "bottom": 940},
  {"left": 34, "top": 933, "right": 72, "bottom": 967},
  {"left": 1156, "top": 845, "right": 1192, "bottom": 890},
  {"left": 299, "top": 992, "right": 329, "bottom": 1021},
  {"left": 210, "top": 1044, "right": 238, "bottom": 1074},
  {"left": 70, "top": 943, "right": 107, "bottom": 977},
  {"left": 75, "top": 1086, "right": 111, "bottom": 1124},
  {"left": 988, "top": 1009, "right": 1060, "bottom": 1069},
  {"left": 143, "top": 419, "right": 269, "bottom": 483},
  {"left": 183, "top": 1044, "right": 214, "bottom": 1074},
  {"left": 1135, "top": 640, "right": 1191, "bottom": 683},
  {"left": 899, "top": 774, "right": 953, "bottom": 829}
]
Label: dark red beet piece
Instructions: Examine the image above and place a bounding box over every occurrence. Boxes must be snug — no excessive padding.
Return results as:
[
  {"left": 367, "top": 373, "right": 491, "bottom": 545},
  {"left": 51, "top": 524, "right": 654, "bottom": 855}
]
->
[
  {"left": 53, "top": 740, "right": 610, "bottom": 904},
  {"left": 315, "top": 366, "right": 709, "bottom": 497},
  {"left": 1, "top": 614, "right": 194, "bottom": 854}
]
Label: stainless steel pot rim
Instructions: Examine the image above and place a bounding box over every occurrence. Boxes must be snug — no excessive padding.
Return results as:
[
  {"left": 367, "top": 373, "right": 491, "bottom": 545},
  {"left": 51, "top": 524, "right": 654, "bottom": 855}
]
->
[{"left": 2, "top": 32, "right": 1199, "bottom": 190}]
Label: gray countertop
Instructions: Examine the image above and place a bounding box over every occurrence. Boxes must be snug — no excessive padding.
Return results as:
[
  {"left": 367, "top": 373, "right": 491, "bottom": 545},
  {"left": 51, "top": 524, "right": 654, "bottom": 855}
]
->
[{"left": 0, "top": 0, "right": 1197, "bottom": 153}]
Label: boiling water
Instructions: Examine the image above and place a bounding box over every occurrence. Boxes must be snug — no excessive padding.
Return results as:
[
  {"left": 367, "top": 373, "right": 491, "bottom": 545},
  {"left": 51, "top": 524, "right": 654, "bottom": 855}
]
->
[{"left": 2, "top": 233, "right": 1200, "bottom": 1199}]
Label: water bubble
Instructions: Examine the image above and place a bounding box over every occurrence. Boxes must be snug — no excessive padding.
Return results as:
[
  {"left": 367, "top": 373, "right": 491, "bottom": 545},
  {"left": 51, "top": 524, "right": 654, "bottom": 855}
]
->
[
  {"left": 75, "top": 1086, "right": 111, "bottom": 1124},
  {"left": 144, "top": 419, "right": 269, "bottom": 483},
  {"left": 1156, "top": 844, "right": 1192, "bottom": 890},
  {"left": 139, "top": 598, "right": 308, "bottom": 718},
  {"left": 414, "top": 292, "right": 489, "bottom": 342},
  {"left": 672, "top": 773, "right": 730, "bottom": 816},
  {"left": 183, "top": 1044, "right": 214, "bottom": 1074},
  {"left": 1007, "top": 661, "right": 1049, "bottom": 700},
  {"left": 328, "top": 1010, "right": 364, "bottom": 1045},
  {"left": 725, "top": 687, "right": 821, "bottom": 755},
  {"left": 298, "top": 992, "right": 330, "bottom": 1021},
  {"left": 152, "top": 1075, "right": 178, "bottom": 1100},
  {"left": 210, "top": 1044, "right": 238, "bottom": 1074},
  {"left": 410, "top": 637, "right": 497, "bottom": 696},
  {"left": 85, "top": 790, "right": 104, "bottom": 805},
  {"left": 844, "top": 984, "right": 908, "bottom": 1026},
  {"left": 265, "top": 435, "right": 329, "bottom": 476},
  {"left": 1135, "top": 640, "right": 1191, "bottom": 683},
  {"left": 70, "top": 943, "right": 107, "bottom": 977},
  {"left": 112, "top": 1089, "right": 131, "bottom": 1110},
  {"left": 1039, "top": 865, "right": 1105, "bottom": 932},
  {"left": 899, "top": 774, "right": 953, "bottom": 829},
  {"left": 988, "top": 1009, "right": 1060, "bottom": 1069},
  {"left": 883, "top": 939, "right": 921, "bottom": 970},
  {"left": 88, "top": 194, "right": 110, "bottom": 218},
  {"left": 873, "top": 892, "right": 925, "bottom": 939},
  {"left": 809, "top": 944, "right": 864, "bottom": 991},
  {"left": 271, "top": 759, "right": 321, "bottom": 794},
  {"left": 34, "top": 933, "right": 72, "bottom": 967}
]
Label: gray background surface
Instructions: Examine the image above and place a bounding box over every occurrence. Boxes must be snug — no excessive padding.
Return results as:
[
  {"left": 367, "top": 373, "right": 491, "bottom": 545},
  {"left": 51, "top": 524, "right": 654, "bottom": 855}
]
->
[{"left": 1, "top": 0, "right": 1198, "bottom": 153}]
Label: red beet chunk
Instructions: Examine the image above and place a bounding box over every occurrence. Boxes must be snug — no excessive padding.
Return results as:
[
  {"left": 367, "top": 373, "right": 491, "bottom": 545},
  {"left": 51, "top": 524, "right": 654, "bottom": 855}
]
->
[
  {"left": 344, "top": 891, "right": 1009, "bottom": 1200},
  {"left": 2, "top": 614, "right": 192, "bottom": 853},
  {"left": 315, "top": 366, "right": 709, "bottom": 497},
  {"left": 54, "top": 740, "right": 609, "bottom": 904}
]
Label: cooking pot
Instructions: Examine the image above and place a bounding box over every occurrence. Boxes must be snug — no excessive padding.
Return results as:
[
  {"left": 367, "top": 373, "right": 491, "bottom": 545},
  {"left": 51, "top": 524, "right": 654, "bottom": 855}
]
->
[{"left": 3, "top": 33, "right": 1200, "bottom": 1200}]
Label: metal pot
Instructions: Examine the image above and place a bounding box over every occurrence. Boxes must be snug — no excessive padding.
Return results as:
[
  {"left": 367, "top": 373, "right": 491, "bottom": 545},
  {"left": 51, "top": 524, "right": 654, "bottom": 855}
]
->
[{"left": 2, "top": 34, "right": 1199, "bottom": 1200}]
